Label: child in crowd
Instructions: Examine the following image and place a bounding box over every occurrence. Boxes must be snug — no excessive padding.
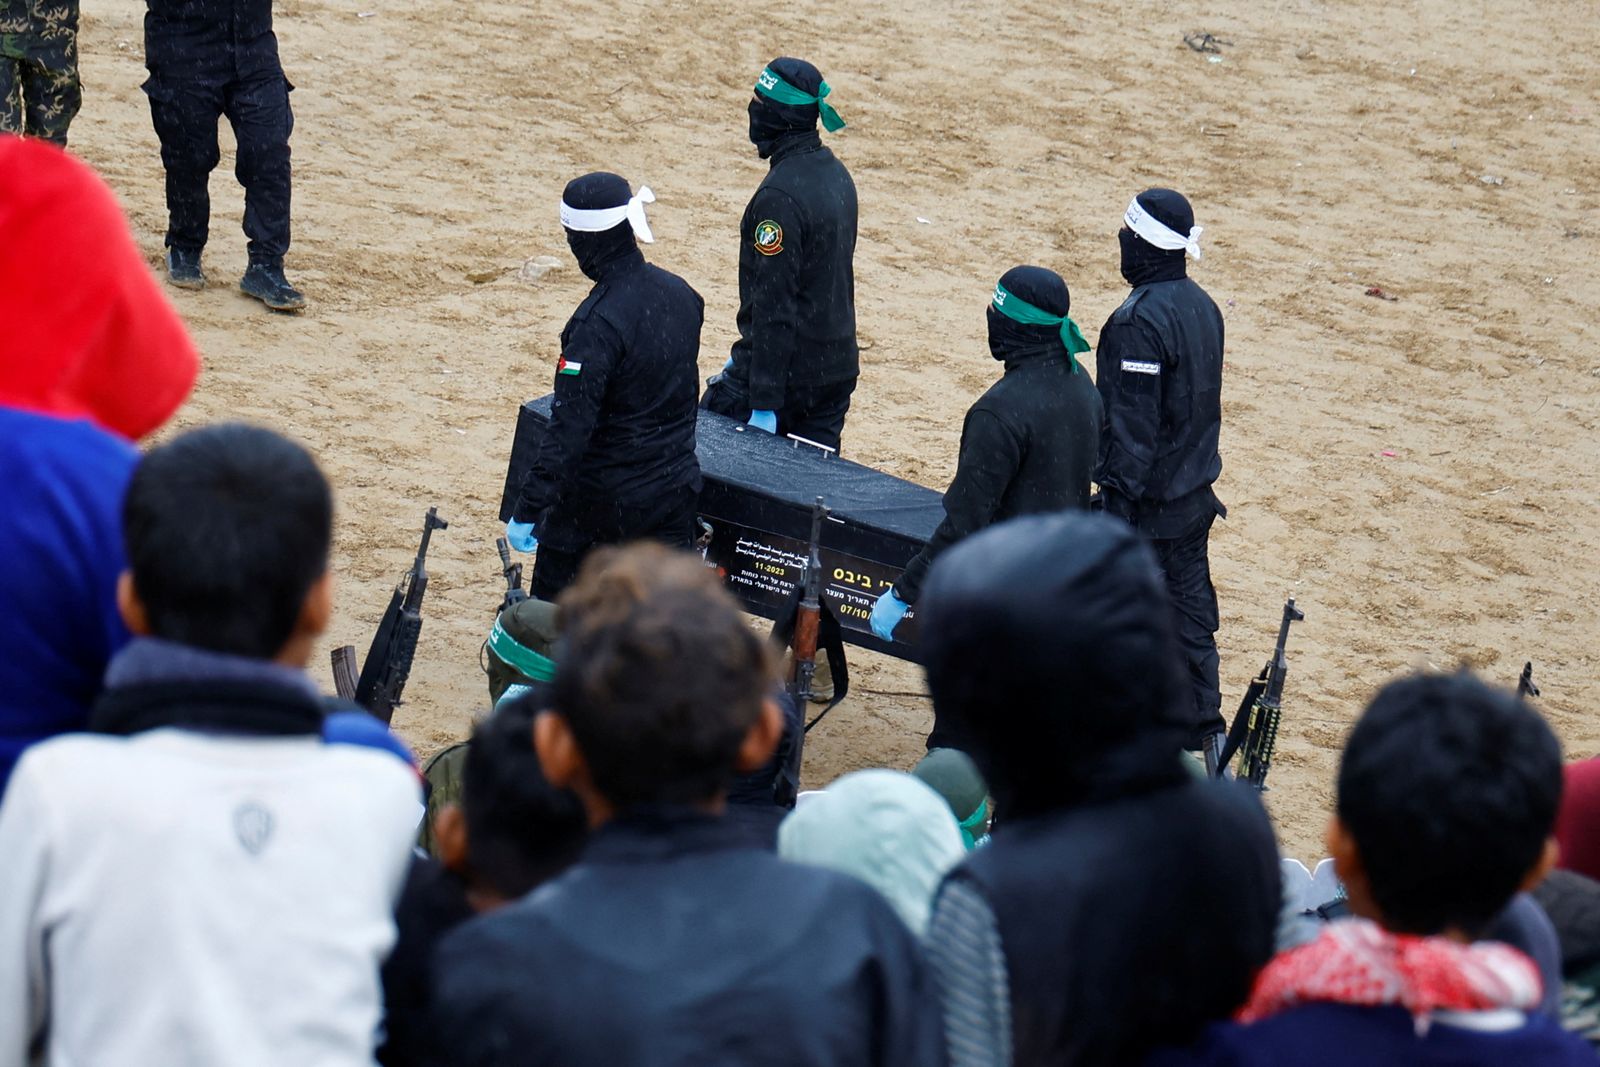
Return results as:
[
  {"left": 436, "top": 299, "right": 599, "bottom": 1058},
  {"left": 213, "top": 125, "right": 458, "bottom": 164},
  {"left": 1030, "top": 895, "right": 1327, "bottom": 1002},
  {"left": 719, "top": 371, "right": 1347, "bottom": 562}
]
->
[
  {"left": 379, "top": 699, "right": 586, "bottom": 1067},
  {"left": 917, "top": 512, "right": 1282, "bottom": 1067},
  {"left": 779, "top": 768, "right": 967, "bottom": 935},
  {"left": 1158, "top": 671, "right": 1594, "bottom": 1066},
  {"left": 429, "top": 545, "right": 944, "bottom": 1066},
  {"left": 0, "top": 424, "right": 420, "bottom": 1067}
]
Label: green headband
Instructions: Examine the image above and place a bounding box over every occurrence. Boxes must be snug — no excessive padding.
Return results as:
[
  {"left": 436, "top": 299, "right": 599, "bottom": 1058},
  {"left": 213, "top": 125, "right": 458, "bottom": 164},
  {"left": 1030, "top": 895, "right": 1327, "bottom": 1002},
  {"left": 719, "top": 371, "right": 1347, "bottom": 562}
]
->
[
  {"left": 992, "top": 282, "right": 1091, "bottom": 362},
  {"left": 957, "top": 799, "right": 990, "bottom": 850},
  {"left": 487, "top": 618, "right": 557, "bottom": 683},
  {"left": 755, "top": 67, "right": 846, "bottom": 133}
]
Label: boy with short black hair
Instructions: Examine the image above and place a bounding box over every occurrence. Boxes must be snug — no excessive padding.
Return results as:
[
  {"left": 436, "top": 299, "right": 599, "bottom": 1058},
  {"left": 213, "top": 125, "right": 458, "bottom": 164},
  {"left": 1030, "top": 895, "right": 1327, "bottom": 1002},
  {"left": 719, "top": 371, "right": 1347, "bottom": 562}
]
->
[
  {"left": 379, "top": 699, "right": 586, "bottom": 1067},
  {"left": 430, "top": 545, "right": 943, "bottom": 1066},
  {"left": 1160, "top": 671, "right": 1593, "bottom": 1066},
  {"left": 0, "top": 423, "right": 420, "bottom": 1067}
]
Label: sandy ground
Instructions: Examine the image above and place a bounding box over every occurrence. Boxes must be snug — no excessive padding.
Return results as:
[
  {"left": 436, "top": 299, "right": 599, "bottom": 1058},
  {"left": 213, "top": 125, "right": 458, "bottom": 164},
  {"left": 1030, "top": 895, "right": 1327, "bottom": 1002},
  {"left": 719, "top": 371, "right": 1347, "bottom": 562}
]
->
[{"left": 66, "top": 0, "right": 1598, "bottom": 860}]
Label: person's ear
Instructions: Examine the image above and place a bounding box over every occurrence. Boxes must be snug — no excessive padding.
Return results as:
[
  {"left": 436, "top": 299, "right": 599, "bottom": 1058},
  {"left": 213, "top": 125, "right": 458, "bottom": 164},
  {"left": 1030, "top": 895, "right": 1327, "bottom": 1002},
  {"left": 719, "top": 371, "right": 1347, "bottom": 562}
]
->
[
  {"left": 1327, "top": 815, "right": 1379, "bottom": 922},
  {"left": 735, "top": 699, "right": 784, "bottom": 774},
  {"left": 298, "top": 571, "right": 333, "bottom": 639},
  {"left": 434, "top": 803, "right": 469, "bottom": 875},
  {"left": 116, "top": 571, "right": 151, "bottom": 636},
  {"left": 1519, "top": 836, "right": 1560, "bottom": 893},
  {"left": 534, "top": 711, "right": 583, "bottom": 791}
]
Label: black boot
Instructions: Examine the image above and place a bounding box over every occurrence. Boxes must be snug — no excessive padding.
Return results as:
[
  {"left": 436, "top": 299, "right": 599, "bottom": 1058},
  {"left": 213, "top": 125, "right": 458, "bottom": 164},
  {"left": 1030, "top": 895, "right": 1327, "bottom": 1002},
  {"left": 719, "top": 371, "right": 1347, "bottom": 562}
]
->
[
  {"left": 166, "top": 247, "right": 206, "bottom": 290},
  {"left": 240, "top": 260, "right": 306, "bottom": 311}
]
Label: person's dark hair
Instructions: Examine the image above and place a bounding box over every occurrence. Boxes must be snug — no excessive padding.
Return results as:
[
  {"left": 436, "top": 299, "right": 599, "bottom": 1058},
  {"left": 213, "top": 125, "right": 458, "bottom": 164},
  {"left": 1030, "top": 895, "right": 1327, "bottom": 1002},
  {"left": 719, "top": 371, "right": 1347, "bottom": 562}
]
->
[
  {"left": 463, "top": 699, "right": 587, "bottom": 898},
  {"left": 1338, "top": 670, "right": 1563, "bottom": 936},
  {"left": 122, "top": 423, "right": 332, "bottom": 658},
  {"left": 552, "top": 544, "right": 772, "bottom": 808}
]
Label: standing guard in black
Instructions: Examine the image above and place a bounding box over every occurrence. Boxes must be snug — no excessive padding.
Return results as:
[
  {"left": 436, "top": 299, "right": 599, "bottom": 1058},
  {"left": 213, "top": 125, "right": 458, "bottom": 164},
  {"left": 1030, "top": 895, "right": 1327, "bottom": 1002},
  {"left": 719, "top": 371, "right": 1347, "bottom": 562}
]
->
[
  {"left": 1095, "top": 187, "right": 1227, "bottom": 753},
  {"left": 143, "top": 0, "right": 303, "bottom": 310},
  {"left": 505, "top": 172, "right": 704, "bottom": 600},
  {"left": 702, "top": 56, "right": 858, "bottom": 452}
]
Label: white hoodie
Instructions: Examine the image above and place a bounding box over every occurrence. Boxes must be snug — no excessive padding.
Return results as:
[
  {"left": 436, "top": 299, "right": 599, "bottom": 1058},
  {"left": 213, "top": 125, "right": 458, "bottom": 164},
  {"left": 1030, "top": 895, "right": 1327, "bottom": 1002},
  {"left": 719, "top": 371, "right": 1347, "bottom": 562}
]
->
[{"left": 0, "top": 728, "right": 421, "bottom": 1067}]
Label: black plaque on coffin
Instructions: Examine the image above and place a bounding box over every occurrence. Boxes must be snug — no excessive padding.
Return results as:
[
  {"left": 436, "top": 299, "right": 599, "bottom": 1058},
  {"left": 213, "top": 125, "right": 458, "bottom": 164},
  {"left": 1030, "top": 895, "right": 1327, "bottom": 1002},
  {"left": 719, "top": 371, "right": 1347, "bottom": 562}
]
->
[{"left": 499, "top": 395, "right": 943, "bottom": 658}]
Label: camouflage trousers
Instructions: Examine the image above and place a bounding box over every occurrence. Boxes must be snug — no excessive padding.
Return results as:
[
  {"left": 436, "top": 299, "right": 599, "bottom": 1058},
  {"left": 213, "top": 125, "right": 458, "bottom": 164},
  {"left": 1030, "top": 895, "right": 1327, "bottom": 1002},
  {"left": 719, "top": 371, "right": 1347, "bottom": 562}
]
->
[{"left": 1, "top": 13, "right": 81, "bottom": 146}]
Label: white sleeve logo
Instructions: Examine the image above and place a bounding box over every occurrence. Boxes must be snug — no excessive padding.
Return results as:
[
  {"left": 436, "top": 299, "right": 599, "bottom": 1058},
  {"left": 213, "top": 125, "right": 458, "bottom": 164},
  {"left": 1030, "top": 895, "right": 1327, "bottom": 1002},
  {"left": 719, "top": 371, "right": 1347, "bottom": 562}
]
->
[{"left": 1121, "top": 359, "right": 1161, "bottom": 376}]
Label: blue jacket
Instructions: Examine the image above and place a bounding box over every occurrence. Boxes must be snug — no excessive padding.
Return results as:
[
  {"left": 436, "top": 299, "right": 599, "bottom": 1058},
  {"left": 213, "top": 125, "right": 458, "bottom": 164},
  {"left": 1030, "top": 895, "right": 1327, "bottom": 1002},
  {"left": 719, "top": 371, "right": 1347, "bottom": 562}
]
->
[
  {"left": 1149, "top": 1003, "right": 1599, "bottom": 1067},
  {"left": 0, "top": 409, "right": 135, "bottom": 799},
  {"left": 430, "top": 807, "right": 946, "bottom": 1066}
]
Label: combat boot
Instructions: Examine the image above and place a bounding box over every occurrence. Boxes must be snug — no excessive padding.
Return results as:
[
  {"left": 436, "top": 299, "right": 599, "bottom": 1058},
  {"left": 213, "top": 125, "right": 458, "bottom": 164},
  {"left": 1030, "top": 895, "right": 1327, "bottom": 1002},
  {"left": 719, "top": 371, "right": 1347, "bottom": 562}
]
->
[
  {"left": 165, "top": 247, "right": 206, "bottom": 290},
  {"left": 240, "top": 259, "right": 306, "bottom": 312}
]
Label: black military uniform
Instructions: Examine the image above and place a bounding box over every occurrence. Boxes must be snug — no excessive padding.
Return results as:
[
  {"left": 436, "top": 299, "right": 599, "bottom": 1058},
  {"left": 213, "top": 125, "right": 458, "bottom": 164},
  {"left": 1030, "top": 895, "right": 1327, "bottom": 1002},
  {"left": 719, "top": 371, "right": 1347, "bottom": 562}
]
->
[
  {"left": 892, "top": 267, "right": 1101, "bottom": 606},
  {"left": 143, "top": 0, "right": 301, "bottom": 306},
  {"left": 1095, "top": 188, "right": 1226, "bottom": 748},
  {"left": 511, "top": 173, "right": 703, "bottom": 600},
  {"left": 702, "top": 56, "right": 858, "bottom": 452}
]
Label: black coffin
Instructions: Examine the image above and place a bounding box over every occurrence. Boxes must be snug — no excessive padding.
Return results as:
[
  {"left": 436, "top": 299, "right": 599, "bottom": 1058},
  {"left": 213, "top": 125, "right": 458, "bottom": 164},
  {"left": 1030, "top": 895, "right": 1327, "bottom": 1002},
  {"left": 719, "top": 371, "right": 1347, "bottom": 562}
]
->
[{"left": 500, "top": 396, "right": 943, "bottom": 658}]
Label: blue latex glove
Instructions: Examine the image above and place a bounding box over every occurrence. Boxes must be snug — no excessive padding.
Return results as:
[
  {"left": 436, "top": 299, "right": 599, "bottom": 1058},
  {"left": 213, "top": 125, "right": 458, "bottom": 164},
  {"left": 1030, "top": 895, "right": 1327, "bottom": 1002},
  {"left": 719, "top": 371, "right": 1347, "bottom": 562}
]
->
[
  {"left": 722, "top": 357, "right": 735, "bottom": 372},
  {"left": 748, "top": 409, "right": 778, "bottom": 434},
  {"left": 505, "top": 519, "right": 538, "bottom": 553},
  {"left": 870, "top": 589, "right": 911, "bottom": 641}
]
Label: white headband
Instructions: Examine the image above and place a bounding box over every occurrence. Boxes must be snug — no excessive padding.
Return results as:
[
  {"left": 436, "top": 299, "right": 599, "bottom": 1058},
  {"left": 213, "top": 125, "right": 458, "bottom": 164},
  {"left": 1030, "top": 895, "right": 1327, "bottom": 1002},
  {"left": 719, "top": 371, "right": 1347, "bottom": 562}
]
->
[
  {"left": 560, "top": 186, "right": 656, "bottom": 243},
  {"left": 1123, "top": 197, "right": 1203, "bottom": 260}
]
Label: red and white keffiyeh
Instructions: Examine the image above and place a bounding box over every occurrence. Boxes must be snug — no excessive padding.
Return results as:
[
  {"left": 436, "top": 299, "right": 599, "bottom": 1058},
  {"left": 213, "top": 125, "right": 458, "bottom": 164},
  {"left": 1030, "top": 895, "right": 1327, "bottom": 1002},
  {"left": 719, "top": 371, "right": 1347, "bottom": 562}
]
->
[{"left": 1241, "top": 917, "right": 1543, "bottom": 1024}]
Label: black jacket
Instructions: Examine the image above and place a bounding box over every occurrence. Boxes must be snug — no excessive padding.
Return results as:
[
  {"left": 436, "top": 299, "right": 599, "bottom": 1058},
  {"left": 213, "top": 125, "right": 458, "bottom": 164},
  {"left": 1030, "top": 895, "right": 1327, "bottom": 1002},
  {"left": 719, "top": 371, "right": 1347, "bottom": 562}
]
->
[
  {"left": 144, "top": 0, "right": 280, "bottom": 81},
  {"left": 894, "top": 353, "right": 1101, "bottom": 604},
  {"left": 1094, "top": 277, "right": 1225, "bottom": 538},
  {"left": 726, "top": 132, "right": 858, "bottom": 411},
  {"left": 429, "top": 809, "right": 946, "bottom": 1067},
  {"left": 950, "top": 777, "right": 1279, "bottom": 1066},
  {"left": 378, "top": 858, "right": 475, "bottom": 1067},
  {"left": 513, "top": 250, "right": 703, "bottom": 525}
]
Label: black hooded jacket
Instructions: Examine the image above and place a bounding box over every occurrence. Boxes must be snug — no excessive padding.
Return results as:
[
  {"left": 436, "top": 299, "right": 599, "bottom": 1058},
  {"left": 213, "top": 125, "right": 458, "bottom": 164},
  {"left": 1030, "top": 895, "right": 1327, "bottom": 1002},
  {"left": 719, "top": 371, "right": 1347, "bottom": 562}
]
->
[
  {"left": 1095, "top": 190, "right": 1226, "bottom": 538},
  {"left": 512, "top": 175, "right": 703, "bottom": 526},
  {"left": 915, "top": 514, "right": 1280, "bottom": 1067},
  {"left": 724, "top": 58, "right": 858, "bottom": 412},
  {"left": 428, "top": 809, "right": 946, "bottom": 1067},
  {"left": 892, "top": 268, "right": 1101, "bottom": 605}
]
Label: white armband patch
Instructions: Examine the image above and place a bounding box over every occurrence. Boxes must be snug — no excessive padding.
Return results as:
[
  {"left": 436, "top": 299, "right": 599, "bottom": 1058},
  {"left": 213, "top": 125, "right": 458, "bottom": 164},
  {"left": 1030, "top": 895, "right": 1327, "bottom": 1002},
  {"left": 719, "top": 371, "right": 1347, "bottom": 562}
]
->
[{"left": 1121, "top": 359, "right": 1161, "bottom": 376}]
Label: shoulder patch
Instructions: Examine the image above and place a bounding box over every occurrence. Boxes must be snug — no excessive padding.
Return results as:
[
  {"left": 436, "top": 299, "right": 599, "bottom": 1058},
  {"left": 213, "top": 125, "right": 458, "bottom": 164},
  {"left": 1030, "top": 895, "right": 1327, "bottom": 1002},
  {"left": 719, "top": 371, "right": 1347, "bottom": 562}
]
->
[
  {"left": 753, "top": 220, "right": 784, "bottom": 256},
  {"left": 1120, "top": 359, "right": 1161, "bottom": 376}
]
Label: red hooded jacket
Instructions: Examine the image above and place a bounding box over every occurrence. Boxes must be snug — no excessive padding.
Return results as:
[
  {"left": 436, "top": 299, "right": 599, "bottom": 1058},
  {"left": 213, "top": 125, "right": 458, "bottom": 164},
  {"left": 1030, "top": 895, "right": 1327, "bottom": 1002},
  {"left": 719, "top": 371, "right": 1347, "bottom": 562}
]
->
[{"left": 0, "top": 137, "right": 199, "bottom": 439}]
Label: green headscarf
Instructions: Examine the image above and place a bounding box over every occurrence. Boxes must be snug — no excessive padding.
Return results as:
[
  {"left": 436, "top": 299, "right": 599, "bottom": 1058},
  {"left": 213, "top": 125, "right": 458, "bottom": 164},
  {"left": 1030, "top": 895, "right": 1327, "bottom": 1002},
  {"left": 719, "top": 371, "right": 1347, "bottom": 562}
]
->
[
  {"left": 755, "top": 66, "right": 846, "bottom": 133},
  {"left": 992, "top": 281, "right": 1091, "bottom": 363}
]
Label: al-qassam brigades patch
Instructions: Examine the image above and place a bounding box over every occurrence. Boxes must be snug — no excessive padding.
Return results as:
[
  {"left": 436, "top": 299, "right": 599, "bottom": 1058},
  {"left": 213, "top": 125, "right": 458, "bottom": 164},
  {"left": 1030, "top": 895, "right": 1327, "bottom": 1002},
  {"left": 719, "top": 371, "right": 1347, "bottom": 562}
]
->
[
  {"left": 754, "top": 220, "right": 784, "bottom": 256},
  {"left": 1121, "top": 359, "right": 1161, "bottom": 376}
]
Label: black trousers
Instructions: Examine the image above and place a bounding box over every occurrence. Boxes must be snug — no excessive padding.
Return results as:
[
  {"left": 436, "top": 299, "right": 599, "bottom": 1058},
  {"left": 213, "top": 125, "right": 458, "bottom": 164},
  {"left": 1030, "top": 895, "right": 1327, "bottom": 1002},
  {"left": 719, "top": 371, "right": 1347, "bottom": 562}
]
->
[
  {"left": 146, "top": 68, "right": 293, "bottom": 262},
  {"left": 1150, "top": 511, "right": 1225, "bottom": 748},
  {"left": 701, "top": 375, "right": 856, "bottom": 453},
  {"left": 529, "top": 483, "right": 700, "bottom": 600}
]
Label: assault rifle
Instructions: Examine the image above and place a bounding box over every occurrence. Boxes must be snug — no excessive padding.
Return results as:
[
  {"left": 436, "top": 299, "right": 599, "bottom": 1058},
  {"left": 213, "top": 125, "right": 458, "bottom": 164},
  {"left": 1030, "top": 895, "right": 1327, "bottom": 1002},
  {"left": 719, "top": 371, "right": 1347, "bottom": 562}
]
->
[
  {"left": 496, "top": 536, "right": 528, "bottom": 614},
  {"left": 789, "top": 497, "right": 827, "bottom": 707},
  {"left": 349, "top": 508, "right": 449, "bottom": 724},
  {"left": 1217, "top": 597, "right": 1304, "bottom": 790},
  {"left": 767, "top": 496, "right": 851, "bottom": 732}
]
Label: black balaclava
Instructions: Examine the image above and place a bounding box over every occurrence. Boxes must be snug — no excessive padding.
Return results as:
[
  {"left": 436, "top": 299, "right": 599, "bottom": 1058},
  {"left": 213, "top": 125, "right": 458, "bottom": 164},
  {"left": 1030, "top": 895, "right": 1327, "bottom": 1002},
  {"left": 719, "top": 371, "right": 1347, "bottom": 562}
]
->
[
  {"left": 917, "top": 512, "right": 1191, "bottom": 820},
  {"left": 748, "top": 56, "right": 823, "bottom": 160},
  {"left": 987, "top": 265, "right": 1072, "bottom": 367},
  {"left": 1120, "top": 187, "right": 1193, "bottom": 288},
  {"left": 562, "top": 172, "right": 639, "bottom": 281}
]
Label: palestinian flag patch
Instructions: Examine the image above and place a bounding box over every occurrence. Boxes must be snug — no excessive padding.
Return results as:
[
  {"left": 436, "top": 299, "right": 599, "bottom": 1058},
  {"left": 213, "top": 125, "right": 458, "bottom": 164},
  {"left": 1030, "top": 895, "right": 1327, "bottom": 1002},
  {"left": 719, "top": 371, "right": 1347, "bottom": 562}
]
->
[{"left": 557, "top": 357, "right": 583, "bottom": 376}]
